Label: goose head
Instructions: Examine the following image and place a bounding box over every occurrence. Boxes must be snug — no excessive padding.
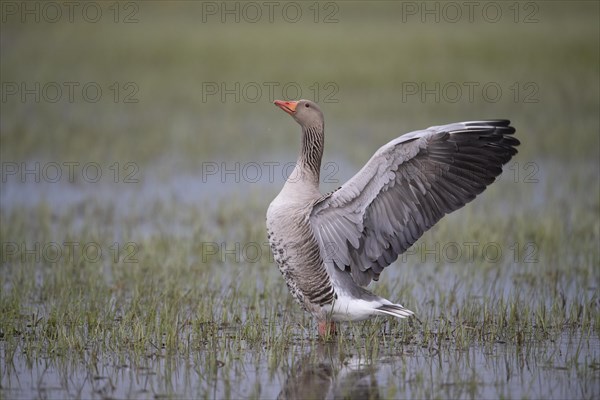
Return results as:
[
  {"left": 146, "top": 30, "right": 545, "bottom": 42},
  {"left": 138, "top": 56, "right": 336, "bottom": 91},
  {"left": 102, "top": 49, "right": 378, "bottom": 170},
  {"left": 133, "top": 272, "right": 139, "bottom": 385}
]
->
[{"left": 274, "top": 99, "right": 324, "bottom": 130}]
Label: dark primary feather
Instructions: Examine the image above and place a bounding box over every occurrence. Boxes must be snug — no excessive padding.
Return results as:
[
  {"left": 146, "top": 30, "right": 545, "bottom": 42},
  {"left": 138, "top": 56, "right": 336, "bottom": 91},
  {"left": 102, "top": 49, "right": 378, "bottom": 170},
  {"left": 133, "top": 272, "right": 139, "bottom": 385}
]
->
[{"left": 310, "top": 120, "right": 519, "bottom": 287}]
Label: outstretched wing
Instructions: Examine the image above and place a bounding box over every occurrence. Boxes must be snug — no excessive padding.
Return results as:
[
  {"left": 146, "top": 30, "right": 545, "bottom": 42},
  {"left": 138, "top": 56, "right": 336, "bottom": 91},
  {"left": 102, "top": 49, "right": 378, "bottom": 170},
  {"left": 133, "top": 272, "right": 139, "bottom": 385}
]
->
[{"left": 310, "top": 120, "right": 519, "bottom": 286}]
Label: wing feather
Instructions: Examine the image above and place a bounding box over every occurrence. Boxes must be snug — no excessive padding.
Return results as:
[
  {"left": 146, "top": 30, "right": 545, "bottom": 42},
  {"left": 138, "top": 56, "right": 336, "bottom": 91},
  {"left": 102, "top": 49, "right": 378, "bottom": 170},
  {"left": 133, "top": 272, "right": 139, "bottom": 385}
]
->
[{"left": 310, "top": 120, "right": 519, "bottom": 286}]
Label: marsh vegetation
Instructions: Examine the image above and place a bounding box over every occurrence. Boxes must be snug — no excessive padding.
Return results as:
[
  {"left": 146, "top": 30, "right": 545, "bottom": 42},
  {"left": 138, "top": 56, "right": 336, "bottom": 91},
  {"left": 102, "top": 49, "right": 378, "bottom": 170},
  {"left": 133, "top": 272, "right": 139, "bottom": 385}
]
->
[{"left": 1, "top": 1, "right": 599, "bottom": 398}]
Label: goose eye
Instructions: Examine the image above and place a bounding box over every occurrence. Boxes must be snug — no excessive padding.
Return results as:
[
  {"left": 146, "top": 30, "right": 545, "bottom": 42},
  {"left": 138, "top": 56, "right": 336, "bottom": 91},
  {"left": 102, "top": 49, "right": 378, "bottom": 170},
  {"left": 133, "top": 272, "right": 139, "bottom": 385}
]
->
[{"left": 305, "top": 103, "right": 310, "bottom": 108}]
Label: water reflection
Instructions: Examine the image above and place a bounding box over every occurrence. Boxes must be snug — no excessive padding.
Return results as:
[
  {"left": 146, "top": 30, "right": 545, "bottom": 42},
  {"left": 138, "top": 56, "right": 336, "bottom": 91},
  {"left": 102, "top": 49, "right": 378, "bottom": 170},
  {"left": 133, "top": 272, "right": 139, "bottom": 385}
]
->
[
  {"left": 278, "top": 343, "right": 379, "bottom": 400},
  {"left": 2, "top": 158, "right": 598, "bottom": 399},
  {"left": 2, "top": 329, "right": 599, "bottom": 399}
]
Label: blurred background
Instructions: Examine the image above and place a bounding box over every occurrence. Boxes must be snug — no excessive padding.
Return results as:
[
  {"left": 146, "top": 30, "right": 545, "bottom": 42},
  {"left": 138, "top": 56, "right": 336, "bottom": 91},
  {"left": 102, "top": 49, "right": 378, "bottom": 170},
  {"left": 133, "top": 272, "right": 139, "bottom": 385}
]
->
[
  {"left": 1, "top": 1, "right": 597, "bottom": 171},
  {"left": 1, "top": 1, "right": 599, "bottom": 398},
  {"left": 1, "top": 1, "right": 598, "bottom": 234}
]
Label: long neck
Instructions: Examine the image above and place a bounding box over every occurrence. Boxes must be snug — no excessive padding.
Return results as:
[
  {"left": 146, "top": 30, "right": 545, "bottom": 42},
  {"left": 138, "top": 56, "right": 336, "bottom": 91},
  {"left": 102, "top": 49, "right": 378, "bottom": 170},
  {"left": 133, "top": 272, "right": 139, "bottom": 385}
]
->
[
  {"left": 281, "top": 123, "right": 324, "bottom": 199},
  {"left": 298, "top": 124, "right": 324, "bottom": 187}
]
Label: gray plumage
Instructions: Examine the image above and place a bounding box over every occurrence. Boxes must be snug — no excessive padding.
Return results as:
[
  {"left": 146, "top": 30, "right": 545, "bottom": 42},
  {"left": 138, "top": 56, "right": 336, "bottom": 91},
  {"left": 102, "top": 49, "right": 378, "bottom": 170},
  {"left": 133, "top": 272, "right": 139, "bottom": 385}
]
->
[
  {"left": 311, "top": 119, "right": 518, "bottom": 286},
  {"left": 267, "top": 99, "right": 519, "bottom": 334}
]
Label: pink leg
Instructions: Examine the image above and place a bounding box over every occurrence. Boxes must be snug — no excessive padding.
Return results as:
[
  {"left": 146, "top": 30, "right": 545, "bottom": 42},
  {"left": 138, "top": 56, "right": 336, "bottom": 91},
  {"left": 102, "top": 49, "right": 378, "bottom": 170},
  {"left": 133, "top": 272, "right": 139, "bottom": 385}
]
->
[{"left": 318, "top": 321, "right": 336, "bottom": 338}]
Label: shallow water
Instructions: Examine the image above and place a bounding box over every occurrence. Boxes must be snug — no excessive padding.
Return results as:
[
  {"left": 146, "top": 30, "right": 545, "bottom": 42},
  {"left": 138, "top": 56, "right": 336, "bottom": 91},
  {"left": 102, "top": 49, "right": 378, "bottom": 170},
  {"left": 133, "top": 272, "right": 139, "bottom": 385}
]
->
[
  {"left": 2, "top": 330, "right": 598, "bottom": 399},
  {"left": 1, "top": 157, "right": 599, "bottom": 399},
  {"left": 2, "top": 2, "right": 598, "bottom": 397}
]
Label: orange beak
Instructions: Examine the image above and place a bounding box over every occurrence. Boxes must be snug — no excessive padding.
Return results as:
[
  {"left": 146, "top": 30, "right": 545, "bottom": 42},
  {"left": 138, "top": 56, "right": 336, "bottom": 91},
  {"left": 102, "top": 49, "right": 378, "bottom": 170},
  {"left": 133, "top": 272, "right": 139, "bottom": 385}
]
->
[{"left": 274, "top": 100, "right": 298, "bottom": 115}]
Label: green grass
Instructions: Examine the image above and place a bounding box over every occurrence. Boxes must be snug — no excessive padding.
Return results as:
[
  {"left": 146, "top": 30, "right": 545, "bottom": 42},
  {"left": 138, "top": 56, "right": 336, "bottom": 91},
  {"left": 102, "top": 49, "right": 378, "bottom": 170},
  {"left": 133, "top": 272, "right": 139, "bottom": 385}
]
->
[
  {"left": 1, "top": 158, "right": 598, "bottom": 397},
  {"left": 1, "top": 1, "right": 599, "bottom": 398},
  {"left": 1, "top": 2, "right": 598, "bottom": 165}
]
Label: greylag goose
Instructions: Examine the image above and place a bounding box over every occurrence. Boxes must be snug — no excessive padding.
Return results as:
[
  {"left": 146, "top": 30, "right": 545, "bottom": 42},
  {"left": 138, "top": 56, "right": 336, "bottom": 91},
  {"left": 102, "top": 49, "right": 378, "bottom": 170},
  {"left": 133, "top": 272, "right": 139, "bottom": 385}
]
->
[{"left": 267, "top": 99, "right": 519, "bottom": 337}]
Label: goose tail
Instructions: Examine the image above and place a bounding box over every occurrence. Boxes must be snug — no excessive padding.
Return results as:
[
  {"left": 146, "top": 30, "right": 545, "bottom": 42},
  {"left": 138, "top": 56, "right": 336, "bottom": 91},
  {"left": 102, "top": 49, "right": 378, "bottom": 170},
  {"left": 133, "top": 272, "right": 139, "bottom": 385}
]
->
[{"left": 375, "top": 302, "right": 414, "bottom": 319}]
